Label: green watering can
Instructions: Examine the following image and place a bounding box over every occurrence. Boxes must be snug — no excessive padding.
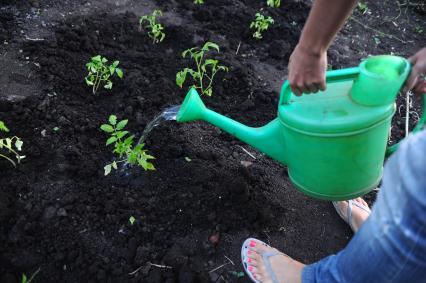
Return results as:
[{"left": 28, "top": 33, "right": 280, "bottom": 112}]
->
[{"left": 176, "top": 55, "right": 426, "bottom": 200}]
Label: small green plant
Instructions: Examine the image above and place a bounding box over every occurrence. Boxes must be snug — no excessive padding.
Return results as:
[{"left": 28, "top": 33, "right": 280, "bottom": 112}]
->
[
  {"left": 414, "top": 25, "right": 423, "bottom": 34},
  {"left": 21, "top": 268, "right": 40, "bottom": 283},
  {"left": 85, "top": 55, "right": 123, "bottom": 95},
  {"left": 194, "top": 0, "right": 204, "bottom": 4},
  {"left": 139, "top": 10, "right": 166, "bottom": 44},
  {"left": 250, "top": 13, "right": 274, "bottom": 39},
  {"left": 176, "top": 42, "right": 228, "bottom": 96},
  {"left": 0, "top": 120, "right": 24, "bottom": 167},
  {"left": 357, "top": 2, "right": 368, "bottom": 14},
  {"left": 101, "top": 115, "right": 155, "bottom": 176},
  {"left": 129, "top": 216, "right": 136, "bottom": 225},
  {"left": 374, "top": 36, "right": 381, "bottom": 45},
  {"left": 266, "top": 0, "right": 280, "bottom": 7}
]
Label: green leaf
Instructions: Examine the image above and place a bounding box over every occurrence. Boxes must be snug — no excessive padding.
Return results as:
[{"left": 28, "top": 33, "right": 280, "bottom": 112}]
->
[
  {"left": 124, "top": 135, "right": 134, "bottom": 146},
  {"left": 85, "top": 77, "right": 94, "bottom": 86},
  {"left": 116, "top": 119, "right": 128, "bottom": 131},
  {"left": 109, "top": 115, "right": 117, "bottom": 126},
  {"left": 112, "top": 60, "right": 119, "bottom": 67},
  {"left": 116, "top": 130, "right": 129, "bottom": 139},
  {"left": 0, "top": 121, "right": 9, "bottom": 132},
  {"left": 182, "top": 47, "right": 196, "bottom": 58},
  {"left": 144, "top": 154, "right": 155, "bottom": 160},
  {"left": 21, "top": 274, "right": 27, "bottom": 283},
  {"left": 176, "top": 70, "right": 188, "bottom": 88},
  {"left": 112, "top": 161, "right": 118, "bottom": 169},
  {"left": 15, "top": 139, "right": 23, "bottom": 151},
  {"left": 104, "top": 164, "right": 112, "bottom": 176},
  {"left": 129, "top": 216, "right": 136, "bottom": 225},
  {"left": 115, "top": 68, "right": 123, "bottom": 78},
  {"left": 109, "top": 65, "right": 115, "bottom": 75},
  {"left": 100, "top": 124, "right": 114, "bottom": 133},
  {"left": 202, "top": 42, "right": 219, "bottom": 52},
  {"left": 145, "top": 162, "right": 155, "bottom": 170},
  {"left": 104, "top": 81, "right": 113, "bottom": 89},
  {"left": 106, "top": 136, "right": 117, "bottom": 146},
  {"left": 185, "top": 156, "right": 192, "bottom": 162},
  {"left": 92, "top": 55, "right": 102, "bottom": 62},
  {"left": 204, "top": 88, "right": 213, "bottom": 96}
]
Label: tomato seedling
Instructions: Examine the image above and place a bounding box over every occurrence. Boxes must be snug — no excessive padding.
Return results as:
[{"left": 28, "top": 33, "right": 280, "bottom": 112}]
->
[
  {"left": 250, "top": 12, "right": 274, "bottom": 40},
  {"left": 85, "top": 55, "right": 123, "bottom": 95},
  {"left": 101, "top": 115, "right": 155, "bottom": 176},
  {"left": 176, "top": 42, "right": 228, "bottom": 97},
  {"left": 139, "top": 10, "right": 166, "bottom": 44},
  {"left": 267, "top": 0, "right": 280, "bottom": 7},
  {"left": 0, "top": 120, "right": 24, "bottom": 167}
]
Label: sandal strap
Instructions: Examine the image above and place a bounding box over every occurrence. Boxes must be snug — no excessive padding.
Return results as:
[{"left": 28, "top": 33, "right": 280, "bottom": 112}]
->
[
  {"left": 262, "top": 251, "right": 284, "bottom": 283},
  {"left": 351, "top": 200, "right": 372, "bottom": 214},
  {"left": 347, "top": 200, "right": 354, "bottom": 231}
]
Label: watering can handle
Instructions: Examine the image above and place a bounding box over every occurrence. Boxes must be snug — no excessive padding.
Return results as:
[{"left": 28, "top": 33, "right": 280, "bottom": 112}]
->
[
  {"left": 277, "top": 67, "right": 426, "bottom": 156},
  {"left": 386, "top": 92, "right": 426, "bottom": 156},
  {"left": 278, "top": 68, "right": 360, "bottom": 106}
]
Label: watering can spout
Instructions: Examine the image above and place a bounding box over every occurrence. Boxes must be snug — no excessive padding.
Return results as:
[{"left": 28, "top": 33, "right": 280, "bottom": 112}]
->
[{"left": 177, "top": 89, "right": 287, "bottom": 164}]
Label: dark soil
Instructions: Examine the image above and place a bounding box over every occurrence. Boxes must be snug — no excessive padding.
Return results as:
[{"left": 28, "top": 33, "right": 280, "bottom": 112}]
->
[{"left": 0, "top": 0, "right": 424, "bottom": 282}]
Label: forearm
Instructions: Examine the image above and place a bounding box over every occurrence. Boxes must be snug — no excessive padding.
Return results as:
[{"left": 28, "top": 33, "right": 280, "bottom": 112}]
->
[{"left": 298, "top": 0, "right": 358, "bottom": 55}]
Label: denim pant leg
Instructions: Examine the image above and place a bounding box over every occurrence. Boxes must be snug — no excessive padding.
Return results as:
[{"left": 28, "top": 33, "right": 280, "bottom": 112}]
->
[{"left": 302, "top": 131, "right": 426, "bottom": 283}]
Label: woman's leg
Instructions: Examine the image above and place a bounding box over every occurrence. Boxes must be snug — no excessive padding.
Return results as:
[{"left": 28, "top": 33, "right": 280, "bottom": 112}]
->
[{"left": 302, "top": 131, "right": 426, "bottom": 283}]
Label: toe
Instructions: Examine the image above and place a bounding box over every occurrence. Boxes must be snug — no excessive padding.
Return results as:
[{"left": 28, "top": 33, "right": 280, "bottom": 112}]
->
[
  {"left": 246, "top": 253, "right": 263, "bottom": 267},
  {"left": 247, "top": 265, "right": 259, "bottom": 276}
]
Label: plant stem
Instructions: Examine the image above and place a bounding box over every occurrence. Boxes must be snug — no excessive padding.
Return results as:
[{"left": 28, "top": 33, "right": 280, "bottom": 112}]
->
[{"left": 0, "top": 153, "right": 16, "bottom": 167}]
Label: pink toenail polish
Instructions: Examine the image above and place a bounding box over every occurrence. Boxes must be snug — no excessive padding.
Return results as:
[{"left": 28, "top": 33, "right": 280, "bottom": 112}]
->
[
  {"left": 247, "top": 251, "right": 251, "bottom": 255},
  {"left": 248, "top": 266, "right": 253, "bottom": 271},
  {"left": 247, "top": 258, "right": 252, "bottom": 263},
  {"left": 249, "top": 241, "right": 256, "bottom": 247}
]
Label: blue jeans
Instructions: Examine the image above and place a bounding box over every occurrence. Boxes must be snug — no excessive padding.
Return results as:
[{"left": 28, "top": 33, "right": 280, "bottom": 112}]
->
[{"left": 302, "top": 130, "right": 426, "bottom": 283}]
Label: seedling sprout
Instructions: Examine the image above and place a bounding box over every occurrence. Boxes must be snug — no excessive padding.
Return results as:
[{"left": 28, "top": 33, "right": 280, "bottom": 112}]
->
[
  {"left": 85, "top": 55, "right": 123, "bottom": 95},
  {"left": 101, "top": 115, "right": 155, "bottom": 175},
  {"left": 176, "top": 42, "right": 228, "bottom": 96},
  {"left": 139, "top": 10, "right": 166, "bottom": 44},
  {"left": 0, "top": 120, "right": 24, "bottom": 167},
  {"left": 250, "top": 12, "right": 274, "bottom": 40}
]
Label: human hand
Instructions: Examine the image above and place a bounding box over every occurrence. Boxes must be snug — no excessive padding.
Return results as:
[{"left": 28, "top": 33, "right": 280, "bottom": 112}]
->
[
  {"left": 288, "top": 44, "right": 327, "bottom": 96},
  {"left": 403, "top": 47, "right": 426, "bottom": 95}
]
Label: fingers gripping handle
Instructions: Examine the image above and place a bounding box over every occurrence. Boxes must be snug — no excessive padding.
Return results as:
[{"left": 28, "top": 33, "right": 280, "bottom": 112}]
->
[{"left": 278, "top": 68, "right": 360, "bottom": 105}]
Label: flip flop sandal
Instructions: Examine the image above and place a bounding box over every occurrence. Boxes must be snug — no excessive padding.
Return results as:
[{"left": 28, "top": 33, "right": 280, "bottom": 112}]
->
[
  {"left": 332, "top": 200, "right": 371, "bottom": 231},
  {"left": 241, "top": 238, "right": 288, "bottom": 283}
]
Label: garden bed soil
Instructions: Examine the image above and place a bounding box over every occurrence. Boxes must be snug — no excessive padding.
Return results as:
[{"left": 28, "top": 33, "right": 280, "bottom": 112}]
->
[{"left": 0, "top": 0, "right": 425, "bottom": 282}]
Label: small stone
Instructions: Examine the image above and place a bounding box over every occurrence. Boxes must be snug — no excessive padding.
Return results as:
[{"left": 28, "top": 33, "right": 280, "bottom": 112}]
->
[
  {"left": 209, "top": 271, "right": 220, "bottom": 282},
  {"left": 43, "top": 206, "right": 57, "bottom": 221},
  {"left": 208, "top": 232, "right": 220, "bottom": 246},
  {"left": 57, "top": 208, "right": 67, "bottom": 217},
  {"left": 240, "top": 161, "right": 253, "bottom": 167}
]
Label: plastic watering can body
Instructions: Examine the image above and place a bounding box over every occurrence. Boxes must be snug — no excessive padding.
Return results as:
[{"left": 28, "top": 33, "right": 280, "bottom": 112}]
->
[{"left": 177, "top": 55, "right": 426, "bottom": 201}]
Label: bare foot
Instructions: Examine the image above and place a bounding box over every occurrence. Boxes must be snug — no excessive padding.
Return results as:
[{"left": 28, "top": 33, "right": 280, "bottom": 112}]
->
[
  {"left": 333, "top": 197, "right": 371, "bottom": 232},
  {"left": 245, "top": 240, "right": 304, "bottom": 283}
]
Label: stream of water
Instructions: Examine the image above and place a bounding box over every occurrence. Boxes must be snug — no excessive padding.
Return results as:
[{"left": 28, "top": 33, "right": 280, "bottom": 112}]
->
[
  {"left": 137, "top": 105, "right": 180, "bottom": 145},
  {"left": 120, "top": 105, "right": 180, "bottom": 173}
]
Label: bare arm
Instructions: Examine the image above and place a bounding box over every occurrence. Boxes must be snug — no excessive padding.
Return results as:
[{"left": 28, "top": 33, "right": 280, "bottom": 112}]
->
[{"left": 288, "top": 0, "right": 358, "bottom": 96}]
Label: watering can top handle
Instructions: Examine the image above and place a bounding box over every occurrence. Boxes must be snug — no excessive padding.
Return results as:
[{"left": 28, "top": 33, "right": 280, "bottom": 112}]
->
[{"left": 278, "top": 68, "right": 360, "bottom": 106}]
